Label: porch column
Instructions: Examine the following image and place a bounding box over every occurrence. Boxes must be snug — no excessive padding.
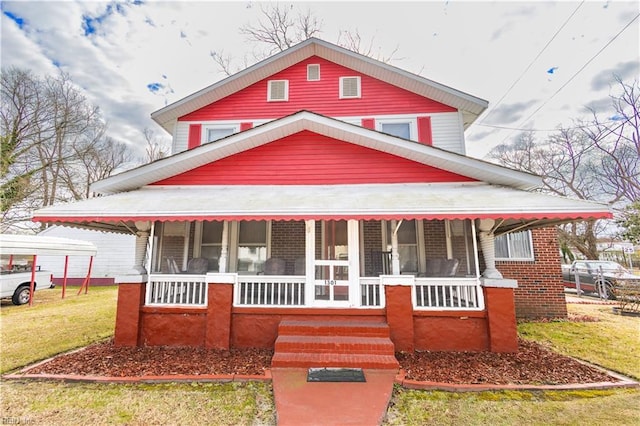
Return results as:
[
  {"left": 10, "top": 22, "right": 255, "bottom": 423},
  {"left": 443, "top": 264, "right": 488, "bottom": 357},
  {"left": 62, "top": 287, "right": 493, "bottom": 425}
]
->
[
  {"left": 205, "top": 274, "right": 235, "bottom": 349},
  {"left": 390, "top": 220, "right": 401, "bottom": 275},
  {"left": 113, "top": 280, "right": 146, "bottom": 346},
  {"left": 477, "top": 219, "right": 503, "bottom": 279},
  {"left": 219, "top": 221, "right": 229, "bottom": 273},
  {"left": 482, "top": 280, "right": 519, "bottom": 353},
  {"left": 132, "top": 221, "right": 151, "bottom": 274},
  {"left": 382, "top": 276, "right": 415, "bottom": 352}
]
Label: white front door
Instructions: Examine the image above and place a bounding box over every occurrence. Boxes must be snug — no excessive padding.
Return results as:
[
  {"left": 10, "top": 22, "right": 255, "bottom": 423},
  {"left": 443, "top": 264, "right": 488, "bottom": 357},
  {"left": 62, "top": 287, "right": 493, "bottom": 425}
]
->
[{"left": 306, "top": 219, "right": 360, "bottom": 307}]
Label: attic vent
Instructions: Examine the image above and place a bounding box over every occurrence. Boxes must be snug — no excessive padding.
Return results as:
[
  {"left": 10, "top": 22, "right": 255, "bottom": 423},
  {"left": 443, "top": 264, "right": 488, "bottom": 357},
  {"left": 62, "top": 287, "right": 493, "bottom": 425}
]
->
[
  {"left": 268, "top": 80, "right": 288, "bottom": 101},
  {"left": 340, "top": 76, "right": 361, "bottom": 99},
  {"left": 307, "top": 64, "right": 320, "bottom": 81}
]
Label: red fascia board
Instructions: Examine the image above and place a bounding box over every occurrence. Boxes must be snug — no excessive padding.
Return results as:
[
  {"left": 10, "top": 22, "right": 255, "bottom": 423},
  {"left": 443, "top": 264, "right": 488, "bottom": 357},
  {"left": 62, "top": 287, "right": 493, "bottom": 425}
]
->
[{"left": 33, "top": 211, "right": 613, "bottom": 223}]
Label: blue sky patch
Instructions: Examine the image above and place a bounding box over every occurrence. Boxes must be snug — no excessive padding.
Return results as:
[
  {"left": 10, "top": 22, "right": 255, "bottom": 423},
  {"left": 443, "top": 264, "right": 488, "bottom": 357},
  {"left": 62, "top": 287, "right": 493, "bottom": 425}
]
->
[
  {"left": 147, "top": 82, "right": 164, "bottom": 93},
  {"left": 3, "top": 10, "right": 25, "bottom": 29}
]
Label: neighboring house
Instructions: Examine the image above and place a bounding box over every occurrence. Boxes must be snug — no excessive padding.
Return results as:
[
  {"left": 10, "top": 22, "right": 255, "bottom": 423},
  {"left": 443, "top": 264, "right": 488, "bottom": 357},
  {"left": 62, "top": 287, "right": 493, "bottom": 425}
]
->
[
  {"left": 33, "top": 38, "right": 611, "bottom": 358},
  {"left": 37, "top": 226, "right": 135, "bottom": 285}
]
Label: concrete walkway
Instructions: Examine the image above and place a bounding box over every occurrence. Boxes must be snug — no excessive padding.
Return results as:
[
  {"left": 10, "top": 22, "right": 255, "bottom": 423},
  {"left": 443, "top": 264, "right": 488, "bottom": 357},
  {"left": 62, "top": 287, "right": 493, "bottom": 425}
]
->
[{"left": 271, "top": 368, "right": 397, "bottom": 425}]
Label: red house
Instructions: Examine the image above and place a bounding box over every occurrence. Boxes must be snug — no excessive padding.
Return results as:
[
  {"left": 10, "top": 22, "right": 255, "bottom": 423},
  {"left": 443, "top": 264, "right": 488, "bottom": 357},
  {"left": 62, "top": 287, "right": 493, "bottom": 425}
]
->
[{"left": 33, "top": 39, "right": 610, "bottom": 364}]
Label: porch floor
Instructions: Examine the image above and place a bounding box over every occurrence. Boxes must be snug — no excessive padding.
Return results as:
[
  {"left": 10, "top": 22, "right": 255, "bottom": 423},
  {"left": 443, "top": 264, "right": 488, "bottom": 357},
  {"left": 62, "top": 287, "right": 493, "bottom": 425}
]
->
[{"left": 272, "top": 367, "right": 396, "bottom": 425}]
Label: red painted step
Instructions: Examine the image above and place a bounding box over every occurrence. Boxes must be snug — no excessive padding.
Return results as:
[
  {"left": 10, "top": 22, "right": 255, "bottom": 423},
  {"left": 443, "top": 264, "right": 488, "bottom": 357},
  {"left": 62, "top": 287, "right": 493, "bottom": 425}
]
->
[{"left": 272, "top": 320, "right": 399, "bottom": 370}]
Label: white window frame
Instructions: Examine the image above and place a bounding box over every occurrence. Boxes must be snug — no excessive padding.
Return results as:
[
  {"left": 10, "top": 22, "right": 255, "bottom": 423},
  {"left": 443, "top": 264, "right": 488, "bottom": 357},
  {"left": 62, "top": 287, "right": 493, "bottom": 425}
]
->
[
  {"left": 307, "top": 64, "right": 320, "bottom": 81},
  {"left": 202, "top": 123, "right": 239, "bottom": 144},
  {"left": 339, "top": 76, "right": 361, "bottom": 99},
  {"left": 376, "top": 117, "right": 418, "bottom": 141},
  {"left": 381, "top": 219, "right": 425, "bottom": 275},
  {"left": 267, "top": 79, "right": 289, "bottom": 102},
  {"left": 495, "top": 230, "right": 535, "bottom": 261}
]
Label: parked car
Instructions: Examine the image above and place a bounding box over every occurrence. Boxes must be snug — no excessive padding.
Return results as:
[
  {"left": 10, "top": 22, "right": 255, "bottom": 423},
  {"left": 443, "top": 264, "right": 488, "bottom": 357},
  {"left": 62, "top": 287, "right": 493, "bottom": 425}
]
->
[
  {"left": 562, "top": 260, "right": 640, "bottom": 300},
  {"left": 0, "top": 265, "right": 54, "bottom": 305}
]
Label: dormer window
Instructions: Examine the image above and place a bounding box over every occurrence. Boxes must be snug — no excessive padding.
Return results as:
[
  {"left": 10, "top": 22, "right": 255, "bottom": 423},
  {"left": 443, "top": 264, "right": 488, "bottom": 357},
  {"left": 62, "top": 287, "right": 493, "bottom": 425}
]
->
[
  {"left": 307, "top": 64, "right": 320, "bottom": 81},
  {"left": 339, "top": 76, "right": 361, "bottom": 99},
  {"left": 267, "top": 80, "right": 289, "bottom": 101}
]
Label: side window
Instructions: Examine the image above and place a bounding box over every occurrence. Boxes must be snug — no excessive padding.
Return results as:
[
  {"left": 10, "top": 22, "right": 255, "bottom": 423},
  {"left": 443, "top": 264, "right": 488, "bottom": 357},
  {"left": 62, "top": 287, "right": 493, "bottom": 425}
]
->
[{"left": 495, "top": 230, "right": 534, "bottom": 261}]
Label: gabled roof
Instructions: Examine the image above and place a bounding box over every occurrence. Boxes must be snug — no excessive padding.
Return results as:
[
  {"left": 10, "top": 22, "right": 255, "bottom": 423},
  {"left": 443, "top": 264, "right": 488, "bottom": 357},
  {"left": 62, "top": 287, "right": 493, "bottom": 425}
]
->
[
  {"left": 151, "top": 38, "right": 488, "bottom": 133},
  {"left": 92, "top": 111, "right": 539, "bottom": 195}
]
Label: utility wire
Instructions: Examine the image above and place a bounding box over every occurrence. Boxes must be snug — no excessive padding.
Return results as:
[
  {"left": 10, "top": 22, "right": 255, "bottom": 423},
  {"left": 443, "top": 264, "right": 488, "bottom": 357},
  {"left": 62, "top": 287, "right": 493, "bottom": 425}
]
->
[
  {"left": 479, "top": 1, "right": 585, "bottom": 124},
  {"left": 498, "top": 11, "right": 640, "bottom": 144}
]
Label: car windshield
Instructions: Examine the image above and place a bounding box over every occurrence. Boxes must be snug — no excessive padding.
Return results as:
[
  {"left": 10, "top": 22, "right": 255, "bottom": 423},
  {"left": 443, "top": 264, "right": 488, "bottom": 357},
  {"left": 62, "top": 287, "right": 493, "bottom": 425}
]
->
[{"left": 594, "top": 262, "right": 627, "bottom": 273}]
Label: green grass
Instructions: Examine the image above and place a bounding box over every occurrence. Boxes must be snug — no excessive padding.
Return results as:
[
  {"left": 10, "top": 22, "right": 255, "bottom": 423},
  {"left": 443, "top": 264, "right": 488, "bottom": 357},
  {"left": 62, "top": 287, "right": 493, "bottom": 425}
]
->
[
  {"left": 0, "top": 286, "right": 117, "bottom": 373},
  {"left": 518, "top": 303, "right": 640, "bottom": 380},
  {"left": 1, "top": 381, "right": 275, "bottom": 426},
  {"left": 385, "top": 388, "right": 640, "bottom": 426},
  {"left": 386, "top": 302, "right": 640, "bottom": 425}
]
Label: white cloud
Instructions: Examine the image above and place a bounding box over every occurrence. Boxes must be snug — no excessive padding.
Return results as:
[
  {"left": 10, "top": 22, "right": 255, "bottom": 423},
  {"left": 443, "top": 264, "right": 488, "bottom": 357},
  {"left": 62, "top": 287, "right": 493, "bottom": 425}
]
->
[{"left": 1, "top": 0, "right": 638, "bottom": 161}]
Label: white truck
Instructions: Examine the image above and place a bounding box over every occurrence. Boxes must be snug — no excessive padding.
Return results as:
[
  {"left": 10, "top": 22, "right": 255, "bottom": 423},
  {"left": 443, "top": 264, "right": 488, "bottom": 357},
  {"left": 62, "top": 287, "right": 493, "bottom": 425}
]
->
[{"left": 1, "top": 266, "right": 54, "bottom": 305}]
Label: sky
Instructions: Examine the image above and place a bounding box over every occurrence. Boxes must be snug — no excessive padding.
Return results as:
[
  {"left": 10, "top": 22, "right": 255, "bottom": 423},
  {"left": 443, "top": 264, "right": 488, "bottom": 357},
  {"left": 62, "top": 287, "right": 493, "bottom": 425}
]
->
[{"left": 1, "top": 0, "right": 639, "bottom": 160}]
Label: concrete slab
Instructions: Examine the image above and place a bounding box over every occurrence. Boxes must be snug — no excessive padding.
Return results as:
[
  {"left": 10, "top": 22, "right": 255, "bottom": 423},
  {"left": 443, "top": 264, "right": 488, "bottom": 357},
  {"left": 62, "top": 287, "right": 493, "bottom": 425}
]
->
[{"left": 272, "top": 368, "right": 396, "bottom": 426}]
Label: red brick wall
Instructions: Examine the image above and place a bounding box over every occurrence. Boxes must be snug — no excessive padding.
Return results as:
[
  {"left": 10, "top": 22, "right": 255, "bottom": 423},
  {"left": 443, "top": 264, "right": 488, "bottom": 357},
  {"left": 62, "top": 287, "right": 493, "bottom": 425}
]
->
[
  {"left": 423, "top": 220, "right": 447, "bottom": 258},
  {"left": 497, "top": 227, "right": 567, "bottom": 319},
  {"left": 362, "top": 220, "right": 382, "bottom": 276}
]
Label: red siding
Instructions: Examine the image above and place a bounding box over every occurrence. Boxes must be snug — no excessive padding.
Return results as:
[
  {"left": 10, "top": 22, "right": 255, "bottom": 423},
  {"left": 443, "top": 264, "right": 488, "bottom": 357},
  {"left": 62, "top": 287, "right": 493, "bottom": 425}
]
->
[
  {"left": 240, "top": 122, "right": 253, "bottom": 131},
  {"left": 417, "top": 116, "right": 432, "bottom": 145},
  {"left": 153, "top": 130, "right": 476, "bottom": 185},
  {"left": 362, "top": 118, "right": 375, "bottom": 129},
  {"left": 179, "top": 57, "right": 456, "bottom": 121},
  {"left": 188, "top": 124, "right": 202, "bottom": 149}
]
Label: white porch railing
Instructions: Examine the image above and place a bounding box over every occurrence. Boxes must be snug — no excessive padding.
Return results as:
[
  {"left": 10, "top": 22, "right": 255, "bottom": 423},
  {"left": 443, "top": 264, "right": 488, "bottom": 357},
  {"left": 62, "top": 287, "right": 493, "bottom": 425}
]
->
[
  {"left": 413, "top": 278, "right": 484, "bottom": 310},
  {"left": 360, "top": 277, "right": 384, "bottom": 307},
  {"left": 146, "top": 274, "right": 207, "bottom": 306},
  {"left": 235, "top": 275, "right": 306, "bottom": 306}
]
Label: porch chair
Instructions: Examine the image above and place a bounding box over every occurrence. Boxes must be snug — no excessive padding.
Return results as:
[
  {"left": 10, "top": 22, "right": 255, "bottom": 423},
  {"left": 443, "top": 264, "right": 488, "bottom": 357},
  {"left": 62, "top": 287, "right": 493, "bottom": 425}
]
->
[
  {"left": 294, "top": 257, "right": 306, "bottom": 275},
  {"left": 187, "top": 257, "right": 209, "bottom": 274},
  {"left": 264, "top": 257, "right": 286, "bottom": 275},
  {"left": 166, "top": 257, "right": 180, "bottom": 274},
  {"left": 424, "top": 258, "right": 460, "bottom": 277}
]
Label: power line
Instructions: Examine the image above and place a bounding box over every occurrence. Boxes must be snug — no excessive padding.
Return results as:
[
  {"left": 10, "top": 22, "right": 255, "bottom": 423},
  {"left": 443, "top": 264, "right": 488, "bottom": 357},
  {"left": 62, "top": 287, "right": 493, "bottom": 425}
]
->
[
  {"left": 475, "top": 118, "right": 621, "bottom": 133},
  {"left": 498, "top": 11, "right": 640, "bottom": 144},
  {"left": 479, "top": 1, "right": 585, "bottom": 124}
]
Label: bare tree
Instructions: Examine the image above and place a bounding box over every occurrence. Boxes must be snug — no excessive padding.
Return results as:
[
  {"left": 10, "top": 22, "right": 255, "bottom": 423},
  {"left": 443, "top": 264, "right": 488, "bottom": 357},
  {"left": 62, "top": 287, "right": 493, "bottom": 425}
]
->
[
  {"left": 142, "top": 127, "right": 169, "bottom": 163},
  {"left": 1, "top": 67, "right": 132, "bottom": 232},
  {"left": 336, "top": 29, "right": 401, "bottom": 64},
  {"left": 488, "top": 79, "right": 640, "bottom": 259}
]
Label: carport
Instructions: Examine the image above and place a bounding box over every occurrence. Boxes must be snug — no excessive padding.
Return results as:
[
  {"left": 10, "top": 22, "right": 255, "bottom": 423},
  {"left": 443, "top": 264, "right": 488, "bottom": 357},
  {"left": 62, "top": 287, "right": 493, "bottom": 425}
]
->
[{"left": 0, "top": 234, "right": 98, "bottom": 306}]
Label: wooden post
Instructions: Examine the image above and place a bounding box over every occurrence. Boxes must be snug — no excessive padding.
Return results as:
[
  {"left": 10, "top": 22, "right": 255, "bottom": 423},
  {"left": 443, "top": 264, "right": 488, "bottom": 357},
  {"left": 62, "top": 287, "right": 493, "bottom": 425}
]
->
[
  {"left": 62, "top": 255, "right": 69, "bottom": 299},
  {"left": 28, "top": 255, "right": 37, "bottom": 307}
]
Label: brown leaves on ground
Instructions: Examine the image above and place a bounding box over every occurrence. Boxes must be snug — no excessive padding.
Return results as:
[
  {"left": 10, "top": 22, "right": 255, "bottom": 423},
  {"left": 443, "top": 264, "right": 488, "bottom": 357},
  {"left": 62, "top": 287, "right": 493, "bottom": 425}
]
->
[
  {"left": 26, "top": 338, "right": 615, "bottom": 385},
  {"left": 397, "top": 339, "right": 615, "bottom": 385}
]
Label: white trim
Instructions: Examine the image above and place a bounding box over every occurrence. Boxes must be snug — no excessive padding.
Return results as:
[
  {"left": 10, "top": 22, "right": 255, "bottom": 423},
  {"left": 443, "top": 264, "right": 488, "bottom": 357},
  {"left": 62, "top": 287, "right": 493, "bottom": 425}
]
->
[{"left": 202, "top": 124, "right": 240, "bottom": 144}]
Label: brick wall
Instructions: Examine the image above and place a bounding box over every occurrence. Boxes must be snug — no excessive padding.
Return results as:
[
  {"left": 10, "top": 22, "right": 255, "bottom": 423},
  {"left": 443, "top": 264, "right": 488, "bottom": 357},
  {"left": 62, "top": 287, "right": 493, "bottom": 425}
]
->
[
  {"left": 362, "top": 220, "right": 383, "bottom": 276},
  {"left": 423, "top": 220, "right": 447, "bottom": 258},
  {"left": 496, "top": 227, "right": 567, "bottom": 319}
]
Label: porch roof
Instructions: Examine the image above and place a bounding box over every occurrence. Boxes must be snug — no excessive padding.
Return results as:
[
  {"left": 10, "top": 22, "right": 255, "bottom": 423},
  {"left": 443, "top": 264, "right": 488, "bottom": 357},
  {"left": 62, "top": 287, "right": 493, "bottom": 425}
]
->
[{"left": 32, "top": 182, "right": 611, "bottom": 234}]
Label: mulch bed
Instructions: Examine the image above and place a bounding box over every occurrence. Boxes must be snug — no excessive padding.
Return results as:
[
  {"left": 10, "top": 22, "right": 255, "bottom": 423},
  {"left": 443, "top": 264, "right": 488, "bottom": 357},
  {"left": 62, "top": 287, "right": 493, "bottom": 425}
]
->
[{"left": 23, "top": 338, "right": 616, "bottom": 385}]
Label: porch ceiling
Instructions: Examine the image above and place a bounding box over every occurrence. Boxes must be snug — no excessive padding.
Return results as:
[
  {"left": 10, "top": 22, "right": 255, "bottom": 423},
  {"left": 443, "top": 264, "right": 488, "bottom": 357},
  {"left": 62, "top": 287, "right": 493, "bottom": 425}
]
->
[{"left": 32, "top": 182, "right": 611, "bottom": 234}]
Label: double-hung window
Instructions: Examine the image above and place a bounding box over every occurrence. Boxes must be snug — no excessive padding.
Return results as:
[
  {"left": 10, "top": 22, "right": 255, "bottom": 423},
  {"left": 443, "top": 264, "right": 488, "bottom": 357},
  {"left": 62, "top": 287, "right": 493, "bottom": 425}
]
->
[
  {"left": 495, "top": 230, "right": 534, "bottom": 261},
  {"left": 200, "top": 221, "right": 224, "bottom": 272},
  {"left": 384, "top": 220, "right": 419, "bottom": 274}
]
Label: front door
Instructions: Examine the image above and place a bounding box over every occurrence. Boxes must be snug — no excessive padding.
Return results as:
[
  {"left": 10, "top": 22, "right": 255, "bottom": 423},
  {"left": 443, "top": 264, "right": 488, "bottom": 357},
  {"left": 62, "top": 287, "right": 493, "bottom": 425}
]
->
[{"left": 309, "top": 219, "right": 359, "bottom": 307}]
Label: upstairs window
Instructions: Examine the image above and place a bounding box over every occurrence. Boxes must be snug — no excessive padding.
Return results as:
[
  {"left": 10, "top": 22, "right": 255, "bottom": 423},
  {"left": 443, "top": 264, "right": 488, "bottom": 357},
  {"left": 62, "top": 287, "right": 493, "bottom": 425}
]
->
[
  {"left": 204, "top": 125, "right": 238, "bottom": 143},
  {"left": 377, "top": 118, "right": 417, "bottom": 140},
  {"left": 268, "top": 80, "right": 289, "bottom": 101},
  {"left": 307, "top": 64, "right": 320, "bottom": 81},
  {"left": 495, "top": 230, "right": 534, "bottom": 261},
  {"left": 339, "top": 76, "right": 361, "bottom": 99}
]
